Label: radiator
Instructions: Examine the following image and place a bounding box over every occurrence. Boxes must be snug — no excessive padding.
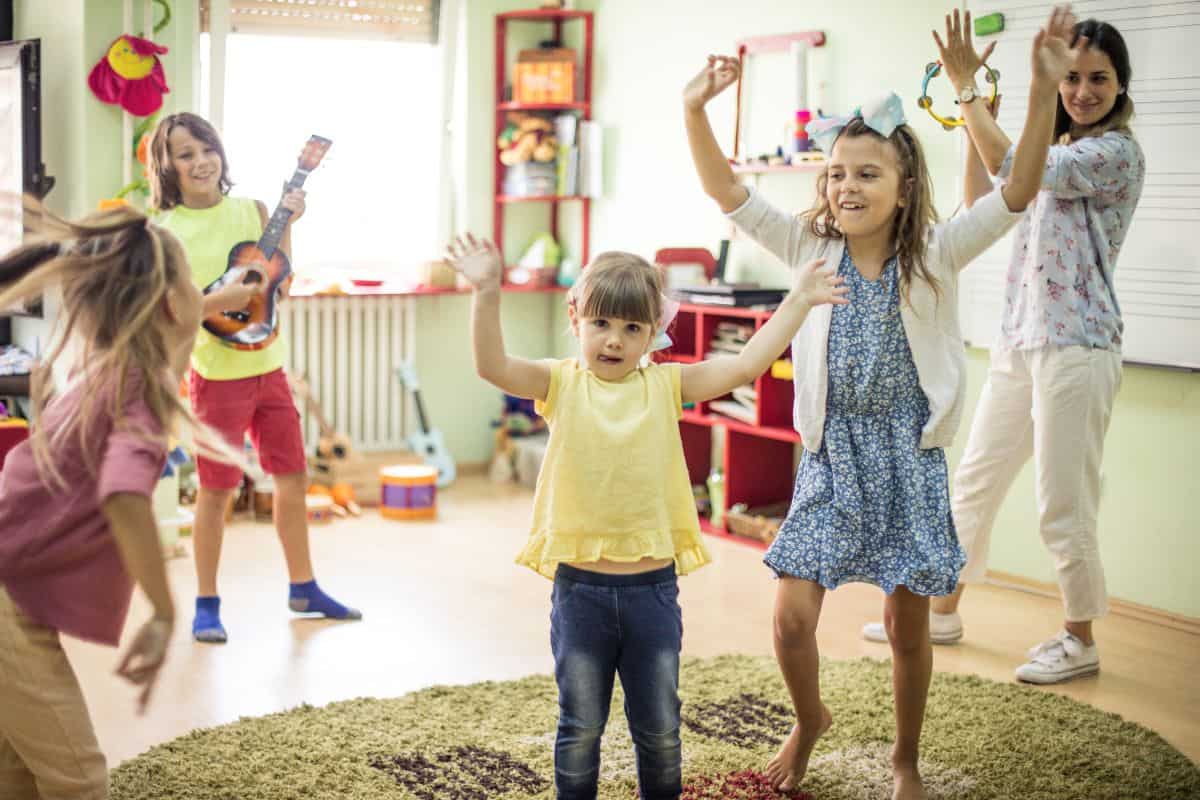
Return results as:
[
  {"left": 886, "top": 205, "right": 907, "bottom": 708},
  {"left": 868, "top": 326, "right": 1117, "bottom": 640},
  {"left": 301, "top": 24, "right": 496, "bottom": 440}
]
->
[{"left": 280, "top": 295, "right": 415, "bottom": 452}]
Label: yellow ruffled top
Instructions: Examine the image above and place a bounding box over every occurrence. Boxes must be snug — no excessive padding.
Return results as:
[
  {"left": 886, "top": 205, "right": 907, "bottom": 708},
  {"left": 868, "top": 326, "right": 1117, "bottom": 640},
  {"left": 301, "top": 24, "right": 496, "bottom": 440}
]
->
[{"left": 516, "top": 359, "right": 712, "bottom": 579}]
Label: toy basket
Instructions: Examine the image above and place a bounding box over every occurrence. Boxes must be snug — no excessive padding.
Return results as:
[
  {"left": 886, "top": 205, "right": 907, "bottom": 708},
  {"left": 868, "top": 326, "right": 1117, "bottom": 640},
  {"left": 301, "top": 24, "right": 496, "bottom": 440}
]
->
[{"left": 724, "top": 501, "right": 789, "bottom": 545}]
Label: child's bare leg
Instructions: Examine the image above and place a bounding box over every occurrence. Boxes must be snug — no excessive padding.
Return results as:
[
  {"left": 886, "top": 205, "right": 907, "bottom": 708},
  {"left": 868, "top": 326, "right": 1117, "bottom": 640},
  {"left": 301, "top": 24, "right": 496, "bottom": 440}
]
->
[
  {"left": 193, "top": 486, "right": 235, "bottom": 596},
  {"left": 766, "top": 577, "right": 831, "bottom": 791},
  {"left": 272, "top": 472, "right": 315, "bottom": 583},
  {"left": 886, "top": 586, "right": 931, "bottom": 800}
]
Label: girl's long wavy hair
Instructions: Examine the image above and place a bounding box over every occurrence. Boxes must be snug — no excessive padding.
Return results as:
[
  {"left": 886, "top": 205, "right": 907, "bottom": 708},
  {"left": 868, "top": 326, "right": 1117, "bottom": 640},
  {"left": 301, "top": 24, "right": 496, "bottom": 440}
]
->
[
  {"left": 146, "top": 112, "right": 233, "bottom": 211},
  {"left": 803, "top": 119, "right": 941, "bottom": 303},
  {"left": 0, "top": 197, "right": 242, "bottom": 489}
]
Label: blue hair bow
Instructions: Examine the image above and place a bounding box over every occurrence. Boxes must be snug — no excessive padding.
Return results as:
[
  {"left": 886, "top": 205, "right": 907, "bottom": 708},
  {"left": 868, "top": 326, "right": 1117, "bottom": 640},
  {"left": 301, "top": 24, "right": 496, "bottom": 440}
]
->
[
  {"left": 650, "top": 295, "right": 680, "bottom": 353},
  {"left": 806, "top": 92, "right": 907, "bottom": 155}
]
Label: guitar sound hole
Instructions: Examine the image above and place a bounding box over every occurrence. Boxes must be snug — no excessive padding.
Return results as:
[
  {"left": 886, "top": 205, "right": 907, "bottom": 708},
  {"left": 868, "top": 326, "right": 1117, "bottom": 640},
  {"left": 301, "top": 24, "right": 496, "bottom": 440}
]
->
[{"left": 224, "top": 310, "right": 250, "bottom": 323}]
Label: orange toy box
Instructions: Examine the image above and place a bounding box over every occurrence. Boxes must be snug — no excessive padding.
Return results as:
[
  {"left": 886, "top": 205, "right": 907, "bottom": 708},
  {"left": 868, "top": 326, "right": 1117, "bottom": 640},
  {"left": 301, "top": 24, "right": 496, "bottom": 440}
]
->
[{"left": 514, "top": 48, "right": 576, "bottom": 104}]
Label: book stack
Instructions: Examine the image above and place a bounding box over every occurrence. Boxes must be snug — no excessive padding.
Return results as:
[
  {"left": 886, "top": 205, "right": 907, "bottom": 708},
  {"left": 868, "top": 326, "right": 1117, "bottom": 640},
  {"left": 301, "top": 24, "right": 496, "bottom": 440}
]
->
[
  {"left": 705, "top": 322, "right": 759, "bottom": 425},
  {"left": 673, "top": 285, "right": 785, "bottom": 308}
]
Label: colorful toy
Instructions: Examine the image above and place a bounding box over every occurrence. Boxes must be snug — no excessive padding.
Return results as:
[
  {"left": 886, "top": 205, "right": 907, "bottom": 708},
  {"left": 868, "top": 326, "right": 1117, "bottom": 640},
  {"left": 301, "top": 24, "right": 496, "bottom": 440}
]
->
[
  {"left": 498, "top": 113, "right": 558, "bottom": 166},
  {"left": 305, "top": 494, "right": 335, "bottom": 524},
  {"left": 88, "top": 34, "right": 170, "bottom": 116},
  {"left": 918, "top": 61, "right": 1000, "bottom": 131},
  {"left": 380, "top": 464, "right": 438, "bottom": 520}
]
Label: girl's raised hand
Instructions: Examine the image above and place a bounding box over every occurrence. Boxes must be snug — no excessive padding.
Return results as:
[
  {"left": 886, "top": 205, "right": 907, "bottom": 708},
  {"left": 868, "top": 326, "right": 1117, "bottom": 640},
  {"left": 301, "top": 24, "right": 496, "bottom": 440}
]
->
[
  {"left": 683, "top": 55, "right": 740, "bottom": 111},
  {"left": 933, "top": 9, "right": 997, "bottom": 91},
  {"left": 446, "top": 234, "right": 502, "bottom": 290},
  {"left": 792, "top": 258, "right": 849, "bottom": 308},
  {"left": 1032, "top": 5, "right": 1081, "bottom": 85}
]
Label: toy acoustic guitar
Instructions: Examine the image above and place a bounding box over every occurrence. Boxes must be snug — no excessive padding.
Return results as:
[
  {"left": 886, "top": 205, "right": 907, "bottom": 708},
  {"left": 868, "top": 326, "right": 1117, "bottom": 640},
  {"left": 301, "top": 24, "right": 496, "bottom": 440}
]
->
[
  {"left": 202, "top": 135, "right": 332, "bottom": 350},
  {"left": 396, "top": 362, "right": 456, "bottom": 489}
]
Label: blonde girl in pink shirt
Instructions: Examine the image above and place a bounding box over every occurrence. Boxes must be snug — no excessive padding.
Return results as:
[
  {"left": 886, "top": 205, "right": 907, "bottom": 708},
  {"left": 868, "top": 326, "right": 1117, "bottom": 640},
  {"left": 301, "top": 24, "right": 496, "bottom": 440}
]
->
[{"left": 0, "top": 199, "right": 234, "bottom": 799}]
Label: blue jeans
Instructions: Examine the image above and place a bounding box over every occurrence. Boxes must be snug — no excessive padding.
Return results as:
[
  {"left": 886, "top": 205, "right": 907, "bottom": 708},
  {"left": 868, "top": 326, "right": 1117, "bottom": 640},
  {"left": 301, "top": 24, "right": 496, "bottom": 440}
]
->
[{"left": 550, "top": 563, "right": 683, "bottom": 800}]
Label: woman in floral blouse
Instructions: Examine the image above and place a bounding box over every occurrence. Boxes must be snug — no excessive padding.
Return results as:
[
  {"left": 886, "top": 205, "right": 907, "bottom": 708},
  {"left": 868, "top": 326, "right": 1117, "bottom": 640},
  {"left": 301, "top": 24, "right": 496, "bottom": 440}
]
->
[{"left": 864, "top": 11, "right": 1145, "bottom": 685}]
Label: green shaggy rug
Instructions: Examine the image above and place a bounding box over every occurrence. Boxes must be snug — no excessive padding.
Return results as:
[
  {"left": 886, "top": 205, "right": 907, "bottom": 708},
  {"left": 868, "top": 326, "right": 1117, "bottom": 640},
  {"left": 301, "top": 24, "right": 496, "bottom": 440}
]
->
[{"left": 110, "top": 655, "right": 1199, "bottom": 800}]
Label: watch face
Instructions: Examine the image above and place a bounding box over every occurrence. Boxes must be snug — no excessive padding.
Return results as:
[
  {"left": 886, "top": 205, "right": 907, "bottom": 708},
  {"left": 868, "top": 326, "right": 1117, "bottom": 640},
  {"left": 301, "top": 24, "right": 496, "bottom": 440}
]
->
[{"left": 960, "top": 86, "right": 979, "bottom": 103}]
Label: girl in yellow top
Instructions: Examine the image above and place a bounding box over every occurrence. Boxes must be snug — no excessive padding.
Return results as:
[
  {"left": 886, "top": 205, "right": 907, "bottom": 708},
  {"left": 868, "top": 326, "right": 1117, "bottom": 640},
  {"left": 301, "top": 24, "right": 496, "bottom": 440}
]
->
[
  {"left": 447, "top": 234, "right": 847, "bottom": 800},
  {"left": 148, "top": 113, "right": 360, "bottom": 644}
]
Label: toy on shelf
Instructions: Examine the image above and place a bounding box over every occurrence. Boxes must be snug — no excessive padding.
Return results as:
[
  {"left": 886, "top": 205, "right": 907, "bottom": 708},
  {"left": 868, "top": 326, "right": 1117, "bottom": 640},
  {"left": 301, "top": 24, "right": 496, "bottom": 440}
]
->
[
  {"left": 498, "top": 113, "right": 559, "bottom": 166},
  {"left": 380, "top": 464, "right": 438, "bottom": 520},
  {"left": 490, "top": 394, "right": 547, "bottom": 484}
]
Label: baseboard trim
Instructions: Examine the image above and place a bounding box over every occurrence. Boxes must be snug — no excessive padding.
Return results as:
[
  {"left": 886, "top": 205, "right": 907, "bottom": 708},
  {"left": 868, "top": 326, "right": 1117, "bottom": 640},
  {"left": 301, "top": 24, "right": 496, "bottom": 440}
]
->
[{"left": 986, "top": 570, "right": 1200, "bottom": 637}]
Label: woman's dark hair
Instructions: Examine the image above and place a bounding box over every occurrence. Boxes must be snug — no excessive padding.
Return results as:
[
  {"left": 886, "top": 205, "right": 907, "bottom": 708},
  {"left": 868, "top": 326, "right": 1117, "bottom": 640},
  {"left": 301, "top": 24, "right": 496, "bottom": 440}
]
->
[{"left": 1055, "top": 19, "right": 1134, "bottom": 142}]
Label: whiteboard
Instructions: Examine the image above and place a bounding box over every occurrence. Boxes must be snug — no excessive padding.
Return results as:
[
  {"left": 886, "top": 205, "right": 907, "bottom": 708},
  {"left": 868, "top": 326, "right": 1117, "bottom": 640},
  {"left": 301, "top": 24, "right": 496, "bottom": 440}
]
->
[{"left": 959, "top": 0, "right": 1200, "bottom": 369}]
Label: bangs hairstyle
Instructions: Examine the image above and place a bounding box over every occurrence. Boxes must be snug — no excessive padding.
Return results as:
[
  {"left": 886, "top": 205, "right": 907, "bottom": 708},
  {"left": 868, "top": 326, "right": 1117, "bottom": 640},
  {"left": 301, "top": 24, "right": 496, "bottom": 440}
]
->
[
  {"left": 1055, "top": 19, "right": 1135, "bottom": 143},
  {"left": 147, "top": 112, "right": 233, "bottom": 211},
  {"left": 0, "top": 197, "right": 244, "bottom": 489},
  {"left": 570, "top": 251, "right": 663, "bottom": 326},
  {"left": 803, "top": 118, "right": 941, "bottom": 303}
]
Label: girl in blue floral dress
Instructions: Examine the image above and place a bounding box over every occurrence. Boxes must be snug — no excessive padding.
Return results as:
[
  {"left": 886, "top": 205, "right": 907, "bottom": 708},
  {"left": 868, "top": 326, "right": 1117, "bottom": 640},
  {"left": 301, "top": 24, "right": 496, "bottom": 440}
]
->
[{"left": 684, "top": 7, "right": 1083, "bottom": 798}]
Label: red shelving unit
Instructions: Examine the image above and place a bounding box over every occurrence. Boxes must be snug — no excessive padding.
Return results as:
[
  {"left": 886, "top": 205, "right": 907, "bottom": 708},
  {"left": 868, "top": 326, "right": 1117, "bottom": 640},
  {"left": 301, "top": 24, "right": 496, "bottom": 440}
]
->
[
  {"left": 664, "top": 302, "right": 801, "bottom": 549},
  {"left": 494, "top": 9, "right": 594, "bottom": 269}
]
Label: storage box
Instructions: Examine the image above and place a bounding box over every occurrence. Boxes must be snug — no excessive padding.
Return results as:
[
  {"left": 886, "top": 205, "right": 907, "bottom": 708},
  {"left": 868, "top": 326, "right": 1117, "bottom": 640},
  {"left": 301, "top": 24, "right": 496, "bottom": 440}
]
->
[
  {"left": 515, "top": 48, "right": 576, "bottom": 104},
  {"left": 309, "top": 450, "right": 423, "bottom": 507}
]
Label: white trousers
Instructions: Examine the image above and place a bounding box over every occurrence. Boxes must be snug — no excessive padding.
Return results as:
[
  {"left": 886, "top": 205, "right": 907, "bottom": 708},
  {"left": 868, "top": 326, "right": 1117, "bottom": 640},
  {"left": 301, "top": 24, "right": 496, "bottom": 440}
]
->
[{"left": 953, "top": 345, "right": 1122, "bottom": 622}]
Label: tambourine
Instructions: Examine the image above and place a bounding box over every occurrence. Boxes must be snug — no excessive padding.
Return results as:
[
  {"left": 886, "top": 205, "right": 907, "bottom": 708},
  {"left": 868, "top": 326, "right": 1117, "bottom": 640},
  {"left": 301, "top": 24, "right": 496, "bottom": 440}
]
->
[{"left": 918, "top": 61, "right": 1000, "bottom": 130}]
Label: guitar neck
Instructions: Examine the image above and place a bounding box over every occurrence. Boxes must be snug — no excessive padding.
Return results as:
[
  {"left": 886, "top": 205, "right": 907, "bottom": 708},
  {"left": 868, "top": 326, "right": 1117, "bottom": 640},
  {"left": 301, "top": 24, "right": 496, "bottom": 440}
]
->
[
  {"left": 413, "top": 388, "right": 431, "bottom": 434},
  {"left": 257, "top": 167, "right": 314, "bottom": 259}
]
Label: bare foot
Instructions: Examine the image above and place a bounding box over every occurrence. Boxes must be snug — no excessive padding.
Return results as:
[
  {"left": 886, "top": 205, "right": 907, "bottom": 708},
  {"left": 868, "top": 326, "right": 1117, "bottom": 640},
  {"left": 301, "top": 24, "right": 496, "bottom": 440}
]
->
[
  {"left": 893, "top": 763, "right": 928, "bottom": 800},
  {"left": 764, "top": 704, "right": 832, "bottom": 791}
]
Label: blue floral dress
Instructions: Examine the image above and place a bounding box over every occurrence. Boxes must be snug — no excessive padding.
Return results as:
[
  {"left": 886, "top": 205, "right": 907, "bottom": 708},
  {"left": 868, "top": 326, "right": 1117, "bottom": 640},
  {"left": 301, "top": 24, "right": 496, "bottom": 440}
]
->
[{"left": 764, "top": 250, "right": 965, "bottom": 596}]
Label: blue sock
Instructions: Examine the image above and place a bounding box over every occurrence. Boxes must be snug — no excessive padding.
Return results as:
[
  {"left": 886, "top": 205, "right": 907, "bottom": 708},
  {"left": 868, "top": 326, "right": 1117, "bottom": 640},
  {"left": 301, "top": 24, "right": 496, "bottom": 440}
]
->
[
  {"left": 288, "top": 580, "right": 362, "bottom": 620},
  {"left": 193, "top": 596, "right": 228, "bottom": 643}
]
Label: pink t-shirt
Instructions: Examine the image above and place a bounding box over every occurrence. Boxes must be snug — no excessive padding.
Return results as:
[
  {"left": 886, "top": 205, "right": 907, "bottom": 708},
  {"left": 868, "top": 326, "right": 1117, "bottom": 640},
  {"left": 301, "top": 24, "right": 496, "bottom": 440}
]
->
[{"left": 0, "top": 371, "right": 167, "bottom": 646}]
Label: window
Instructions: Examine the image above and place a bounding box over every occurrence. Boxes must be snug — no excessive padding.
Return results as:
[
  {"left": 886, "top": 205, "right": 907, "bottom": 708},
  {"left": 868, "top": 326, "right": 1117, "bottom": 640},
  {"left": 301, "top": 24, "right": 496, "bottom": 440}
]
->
[{"left": 199, "top": 32, "right": 444, "bottom": 277}]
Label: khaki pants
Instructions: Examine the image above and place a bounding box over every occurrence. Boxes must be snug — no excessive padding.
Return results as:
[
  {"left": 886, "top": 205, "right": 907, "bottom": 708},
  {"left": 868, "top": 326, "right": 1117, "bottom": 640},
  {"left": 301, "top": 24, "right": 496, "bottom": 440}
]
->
[
  {"left": 953, "top": 345, "right": 1122, "bottom": 622},
  {"left": 0, "top": 585, "right": 107, "bottom": 800}
]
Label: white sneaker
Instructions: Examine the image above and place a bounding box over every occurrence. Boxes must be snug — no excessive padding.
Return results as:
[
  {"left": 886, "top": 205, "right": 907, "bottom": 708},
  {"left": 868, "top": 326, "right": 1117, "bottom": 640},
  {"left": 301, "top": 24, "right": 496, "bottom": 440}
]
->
[
  {"left": 861, "top": 611, "right": 963, "bottom": 645},
  {"left": 1015, "top": 631, "right": 1099, "bottom": 684}
]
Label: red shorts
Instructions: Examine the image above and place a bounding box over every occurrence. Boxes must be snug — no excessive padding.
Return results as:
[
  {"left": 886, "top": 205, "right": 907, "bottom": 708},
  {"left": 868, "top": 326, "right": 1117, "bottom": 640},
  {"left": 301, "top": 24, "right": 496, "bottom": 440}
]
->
[{"left": 189, "top": 368, "right": 307, "bottom": 490}]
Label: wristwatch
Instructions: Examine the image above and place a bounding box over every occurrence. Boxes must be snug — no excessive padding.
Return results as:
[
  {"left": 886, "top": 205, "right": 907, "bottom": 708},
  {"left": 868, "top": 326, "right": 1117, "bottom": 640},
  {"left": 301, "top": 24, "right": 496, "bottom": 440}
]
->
[{"left": 958, "top": 84, "right": 980, "bottom": 104}]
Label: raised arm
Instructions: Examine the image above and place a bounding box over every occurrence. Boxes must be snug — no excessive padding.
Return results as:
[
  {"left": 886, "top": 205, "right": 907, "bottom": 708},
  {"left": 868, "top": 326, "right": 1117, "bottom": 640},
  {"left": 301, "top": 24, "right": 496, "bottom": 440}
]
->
[
  {"left": 964, "top": 96, "right": 1000, "bottom": 208},
  {"left": 1001, "top": 6, "right": 1082, "bottom": 213},
  {"left": 680, "top": 258, "right": 847, "bottom": 404},
  {"left": 934, "top": 9, "right": 1012, "bottom": 174},
  {"left": 683, "top": 55, "right": 750, "bottom": 214},
  {"left": 446, "top": 235, "right": 551, "bottom": 401}
]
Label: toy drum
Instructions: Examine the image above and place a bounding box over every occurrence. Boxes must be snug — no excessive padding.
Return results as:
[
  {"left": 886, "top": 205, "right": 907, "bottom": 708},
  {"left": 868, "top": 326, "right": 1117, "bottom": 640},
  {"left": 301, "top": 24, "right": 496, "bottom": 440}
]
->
[
  {"left": 380, "top": 464, "right": 438, "bottom": 520},
  {"left": 305, "top": 494, "right": 335, "bottom": 525}
]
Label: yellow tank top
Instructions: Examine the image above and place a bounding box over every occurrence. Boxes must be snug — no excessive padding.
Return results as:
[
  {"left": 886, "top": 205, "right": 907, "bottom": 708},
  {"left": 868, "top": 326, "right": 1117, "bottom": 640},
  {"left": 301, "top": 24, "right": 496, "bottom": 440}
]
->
[
  {"left": 516, "top": 359, "right": 712, "bottom": 579},
  {"left": 156, "top": 196, "right": 287, "bottom": 381}
]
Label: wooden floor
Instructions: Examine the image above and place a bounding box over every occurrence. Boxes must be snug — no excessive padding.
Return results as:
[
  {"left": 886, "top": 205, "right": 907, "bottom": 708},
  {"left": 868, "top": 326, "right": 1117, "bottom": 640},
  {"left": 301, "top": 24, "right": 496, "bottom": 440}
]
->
[{"left": 65, "top": 475, "right": 1200, "bottom": 769}]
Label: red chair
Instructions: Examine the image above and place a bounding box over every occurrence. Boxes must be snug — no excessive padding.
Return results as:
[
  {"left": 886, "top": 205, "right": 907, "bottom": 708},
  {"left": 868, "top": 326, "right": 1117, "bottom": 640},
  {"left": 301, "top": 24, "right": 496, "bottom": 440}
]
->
[
  {"left": 654, "top": 247, "right": 717, "bottom": 282},
  {"left": 0, "top": 422, "right": 29, "bottom": 472}
]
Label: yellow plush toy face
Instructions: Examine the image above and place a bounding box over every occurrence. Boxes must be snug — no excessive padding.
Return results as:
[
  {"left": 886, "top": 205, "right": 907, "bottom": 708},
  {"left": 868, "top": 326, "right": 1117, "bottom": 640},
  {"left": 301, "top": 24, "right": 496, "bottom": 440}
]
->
[{"left": 106, "top": 37, "right": 155, "bottom": 80}]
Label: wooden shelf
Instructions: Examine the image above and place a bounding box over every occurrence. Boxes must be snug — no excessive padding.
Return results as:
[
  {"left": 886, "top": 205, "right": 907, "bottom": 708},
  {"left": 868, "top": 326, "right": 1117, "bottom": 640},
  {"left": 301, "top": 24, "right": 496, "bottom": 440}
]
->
[
  {"left": 732, "top": 162, "right": 825, "bottom": 175},
  {"left": 498, "top": 101, "right": 590, "bottom": 112},
  {"left": 496, "top": 194, "right": 589, "bottom": 204},
  {"left": 498, "top": 8, "right": 591, "bottom": 21},
  {"left": 0, "top": 374, "right": 30, "bottom": 397}
]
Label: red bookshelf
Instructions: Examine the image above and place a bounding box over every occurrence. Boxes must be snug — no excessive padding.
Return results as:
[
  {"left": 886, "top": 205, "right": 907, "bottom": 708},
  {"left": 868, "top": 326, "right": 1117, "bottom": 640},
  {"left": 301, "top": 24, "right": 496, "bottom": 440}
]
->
[
  {"left": 666, "top": 302, "right": 801, "bottom": 548},
  {"left": 494, "top": 9, "right": 594, "bottom": 268}
]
